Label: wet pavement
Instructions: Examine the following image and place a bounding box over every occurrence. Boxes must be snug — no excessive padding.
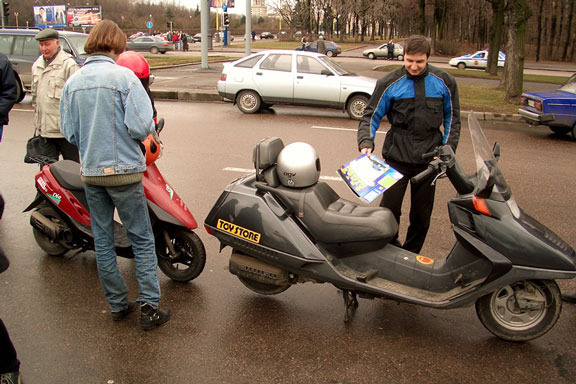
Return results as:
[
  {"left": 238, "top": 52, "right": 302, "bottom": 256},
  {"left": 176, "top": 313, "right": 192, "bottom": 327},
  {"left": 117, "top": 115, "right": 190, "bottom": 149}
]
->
[{"left": 2, "top": 102, "right": 576, "bottom": 383}]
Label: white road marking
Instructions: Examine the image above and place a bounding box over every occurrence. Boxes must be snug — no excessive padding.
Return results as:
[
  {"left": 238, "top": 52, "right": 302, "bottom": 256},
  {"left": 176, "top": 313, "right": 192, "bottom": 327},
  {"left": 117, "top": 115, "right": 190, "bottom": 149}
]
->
[{"left": 223, "top": 167, "right": 342, "bottom": 182}]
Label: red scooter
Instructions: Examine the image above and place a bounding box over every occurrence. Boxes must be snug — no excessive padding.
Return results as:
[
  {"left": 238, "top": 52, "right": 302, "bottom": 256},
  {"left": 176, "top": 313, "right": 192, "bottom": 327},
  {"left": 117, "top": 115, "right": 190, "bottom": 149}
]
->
[{"left": 24, "top": 119, "right": 205, "bottom": 282}]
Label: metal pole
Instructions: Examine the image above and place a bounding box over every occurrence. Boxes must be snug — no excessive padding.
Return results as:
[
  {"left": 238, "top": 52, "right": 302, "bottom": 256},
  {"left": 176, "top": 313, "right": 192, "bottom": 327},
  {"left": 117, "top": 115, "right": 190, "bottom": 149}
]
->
[
  {"left": 201, "top": 0, "right": 209, "bottom": 69},
  {"left": 0, "top": 2, "right": 5, "bottom": 29},
  {"left": 245, "top": 0, "right": 251, "bottom": 55}
]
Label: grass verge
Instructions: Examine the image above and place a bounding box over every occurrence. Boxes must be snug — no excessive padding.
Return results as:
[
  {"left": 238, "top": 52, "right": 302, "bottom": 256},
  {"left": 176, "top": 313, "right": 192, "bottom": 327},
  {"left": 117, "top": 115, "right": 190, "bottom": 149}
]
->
[{"left": 143, "top": 54, "right": 234, "bottom": 68}]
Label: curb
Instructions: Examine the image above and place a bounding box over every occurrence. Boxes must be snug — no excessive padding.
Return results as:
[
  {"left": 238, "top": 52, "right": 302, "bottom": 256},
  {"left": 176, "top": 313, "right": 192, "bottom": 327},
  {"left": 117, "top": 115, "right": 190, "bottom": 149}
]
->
[{"left": 151, "top": 88, "right": 524, "bottom": 122}]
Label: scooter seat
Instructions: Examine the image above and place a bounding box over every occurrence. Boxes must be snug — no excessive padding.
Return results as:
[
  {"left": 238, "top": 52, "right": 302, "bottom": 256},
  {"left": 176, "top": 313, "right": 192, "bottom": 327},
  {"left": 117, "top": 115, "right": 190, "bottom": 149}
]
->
[
  {"left": 277, "top": 182, "right": 398, "bottom": 244},
  {"left": 50, "top": 160, "right": 84, "bottom": 191}
]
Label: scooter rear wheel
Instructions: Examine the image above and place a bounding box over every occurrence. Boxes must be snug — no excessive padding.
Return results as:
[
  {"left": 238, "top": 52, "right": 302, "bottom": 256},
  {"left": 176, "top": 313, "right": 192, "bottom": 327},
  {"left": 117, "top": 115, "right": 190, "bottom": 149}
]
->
[
  {"left": 475, "top": 279, "right": 561, "bottom": 342},
  {"left": 32, "top": 206, "right": 69, "bottom": 257},
  {"left": 238, "top": 277, "right": 291, "bottom": 295},
  {"left": 156, "top": 229, "right": 206, "bottom": 282}
]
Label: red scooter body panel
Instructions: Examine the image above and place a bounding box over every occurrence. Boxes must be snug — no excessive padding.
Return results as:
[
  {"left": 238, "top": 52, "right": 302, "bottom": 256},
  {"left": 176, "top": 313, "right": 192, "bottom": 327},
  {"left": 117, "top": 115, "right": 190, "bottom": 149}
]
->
[
  {"left": 142, "top": 163, "right": 198, "bottom": 229},
  {"left": 35, "top": 165, "right": 92, "bottom": 226}
]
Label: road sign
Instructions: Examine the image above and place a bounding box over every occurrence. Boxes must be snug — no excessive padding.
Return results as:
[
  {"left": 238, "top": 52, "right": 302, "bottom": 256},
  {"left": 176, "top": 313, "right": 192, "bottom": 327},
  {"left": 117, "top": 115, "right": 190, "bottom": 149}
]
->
[
  {"left": 146, "top": 21, "right": 153, "bottom": 29},
  {"left": 222, "top": 3, "right": 227, "bottom": 11}
]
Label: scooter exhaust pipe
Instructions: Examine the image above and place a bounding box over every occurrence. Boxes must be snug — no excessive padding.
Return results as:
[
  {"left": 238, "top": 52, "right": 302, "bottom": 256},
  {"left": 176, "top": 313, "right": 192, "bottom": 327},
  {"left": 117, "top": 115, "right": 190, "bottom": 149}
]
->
[
  {"left": 229, "top": 251, "right": 290, "bottom": 286},
  {"left": 30, "top": 211, "right": 62, "bottom": 241}
]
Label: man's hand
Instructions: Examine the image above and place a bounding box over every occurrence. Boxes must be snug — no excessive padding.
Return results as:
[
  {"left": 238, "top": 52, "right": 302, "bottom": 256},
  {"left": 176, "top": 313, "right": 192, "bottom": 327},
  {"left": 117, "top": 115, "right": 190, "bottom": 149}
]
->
[{"left": 361, "top": 147, "right": 372, "bottom": 155}]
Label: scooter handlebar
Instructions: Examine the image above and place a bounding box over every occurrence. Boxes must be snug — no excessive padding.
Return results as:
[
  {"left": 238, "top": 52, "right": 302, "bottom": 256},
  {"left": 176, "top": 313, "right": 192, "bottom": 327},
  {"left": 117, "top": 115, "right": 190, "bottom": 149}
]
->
[{"left": 411, "top": 164, "right": 436, "bottom": 184}]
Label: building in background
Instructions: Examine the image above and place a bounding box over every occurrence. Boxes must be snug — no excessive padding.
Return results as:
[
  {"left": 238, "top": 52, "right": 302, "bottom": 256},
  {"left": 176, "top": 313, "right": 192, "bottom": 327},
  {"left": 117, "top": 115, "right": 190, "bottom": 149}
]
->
[{"left": 252, "top": 0, "right": 267, "bottom": 18}]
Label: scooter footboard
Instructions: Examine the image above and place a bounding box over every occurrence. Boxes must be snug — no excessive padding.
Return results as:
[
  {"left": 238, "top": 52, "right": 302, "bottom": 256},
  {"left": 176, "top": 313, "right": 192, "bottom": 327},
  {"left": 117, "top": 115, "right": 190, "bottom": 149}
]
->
[{"left": 332, "top": 242, "right": 493, "bottom": 294}]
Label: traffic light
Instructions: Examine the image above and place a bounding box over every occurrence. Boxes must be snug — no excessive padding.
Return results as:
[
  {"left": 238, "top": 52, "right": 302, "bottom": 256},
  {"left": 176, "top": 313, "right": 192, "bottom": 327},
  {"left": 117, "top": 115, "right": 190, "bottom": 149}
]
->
[
  {"left": 223, "top": 13, "right": 230, "bottom": 26},
  {"left": 3, "top": 2, "right": 9, "bottom": 18}
]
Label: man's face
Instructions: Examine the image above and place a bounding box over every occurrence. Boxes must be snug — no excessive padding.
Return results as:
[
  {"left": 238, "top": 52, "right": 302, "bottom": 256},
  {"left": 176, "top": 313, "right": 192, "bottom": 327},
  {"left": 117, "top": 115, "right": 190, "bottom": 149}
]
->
[
  {"left": 404, "top": 53, "right": 428, "bottom": 76},
  {"left": 39, "top": 39, "right": 59, "bottom": 60}
]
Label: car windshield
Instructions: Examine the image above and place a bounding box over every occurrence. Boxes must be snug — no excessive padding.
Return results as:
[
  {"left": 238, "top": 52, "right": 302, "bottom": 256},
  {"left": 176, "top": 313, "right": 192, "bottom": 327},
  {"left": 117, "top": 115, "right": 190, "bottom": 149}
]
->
[
  {"left": 468, "top": 114, "right": 511, "bottom": 200},
  {"left": 318, "top": 56, "right": 352, "bottom": 76},
  {"left": 66, "top": 34, "right": 88, "bottom": 55},
  {"left": 558, "top": 74, "right": 576, "bottom": 94}
]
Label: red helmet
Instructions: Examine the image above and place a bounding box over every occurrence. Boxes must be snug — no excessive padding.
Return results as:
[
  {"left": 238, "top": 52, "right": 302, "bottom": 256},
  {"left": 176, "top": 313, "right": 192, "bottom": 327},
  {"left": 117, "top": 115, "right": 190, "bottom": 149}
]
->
[
  {"left": 141, "top": 134, "right": 162, "bottom": 166},
  {"left": 117, "top": 51, "right": 150, "bottom": 79}
]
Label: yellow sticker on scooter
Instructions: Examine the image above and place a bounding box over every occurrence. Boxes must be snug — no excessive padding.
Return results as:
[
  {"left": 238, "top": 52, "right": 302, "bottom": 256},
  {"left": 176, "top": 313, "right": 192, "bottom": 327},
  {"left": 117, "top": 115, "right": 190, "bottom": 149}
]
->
[
  {"left": 217, "top": 219, "right": 261, "bottom": 244},
  {"left": 416, "top": 256, "right": 434, "bottom": 265}
]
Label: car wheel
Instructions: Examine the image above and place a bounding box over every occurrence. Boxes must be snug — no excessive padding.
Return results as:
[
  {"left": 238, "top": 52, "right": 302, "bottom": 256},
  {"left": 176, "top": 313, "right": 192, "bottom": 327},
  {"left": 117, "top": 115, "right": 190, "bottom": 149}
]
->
[
  {"left": 457, "top": 62, "right": 466, "bottom": 70},
  {"left": 571, "top": 123, "right": 576, "bottom": 140},
  {"left": 15, "top": 76, "right": 25, "bottom": 104},
  {"left": 347, "top": 95, "right": 369, "bottom": 120},
  {"left": 326, "top": 51, "right": 334, "bottom": 57},
  {"left": 150, "top": 47, "right": 159, "bottom": 54},
  {"left": 368, "top": 53, "right": 376, "bottom": 60},
  {"left": 397, "top": 55, "right": 404, "bottom": 61},
  {"left": 236, "top": 90, "right": 262, "bottom": 114}
]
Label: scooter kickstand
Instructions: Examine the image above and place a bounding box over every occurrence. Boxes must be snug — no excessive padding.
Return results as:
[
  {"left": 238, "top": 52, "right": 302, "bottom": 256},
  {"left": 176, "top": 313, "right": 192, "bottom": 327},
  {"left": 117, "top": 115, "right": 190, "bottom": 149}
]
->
[{"left": 342, "top": 290, "right": 359, "bottom": 322}]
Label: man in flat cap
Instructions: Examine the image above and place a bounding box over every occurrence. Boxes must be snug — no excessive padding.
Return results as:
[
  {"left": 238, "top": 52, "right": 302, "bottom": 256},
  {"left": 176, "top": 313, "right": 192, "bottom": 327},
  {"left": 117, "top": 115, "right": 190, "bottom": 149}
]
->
[{"left": 31, "top": 29, "right": 80, "bottom": 163}]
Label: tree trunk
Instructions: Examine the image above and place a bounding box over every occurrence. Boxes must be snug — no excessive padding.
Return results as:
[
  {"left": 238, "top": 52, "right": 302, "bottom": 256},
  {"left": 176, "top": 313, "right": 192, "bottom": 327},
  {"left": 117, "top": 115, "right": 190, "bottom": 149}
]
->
[
  {"left": 486, "top": 0, "right": 505, "bottom": 75},
  {"left": 535, "top": 0, "right": 544, "bottom": 62},
  {"left": 502, "top": 0, "right": 532, "bottom": 104},
  {"left": 562, "top": 0, "right": 575, "bottom": 61},
  {"left": 418, "top": 0, "right": 426, "bottom": 35}
]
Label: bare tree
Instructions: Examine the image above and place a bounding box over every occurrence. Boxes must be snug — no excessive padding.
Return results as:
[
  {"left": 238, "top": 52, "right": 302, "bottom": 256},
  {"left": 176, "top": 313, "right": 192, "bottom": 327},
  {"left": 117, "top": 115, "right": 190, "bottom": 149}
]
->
[
  {"left": 501, "top": 0, "right": 532, "bottom": 103},
  {"left": 486, "top": 0, "right": 505, "bottom": 75}
]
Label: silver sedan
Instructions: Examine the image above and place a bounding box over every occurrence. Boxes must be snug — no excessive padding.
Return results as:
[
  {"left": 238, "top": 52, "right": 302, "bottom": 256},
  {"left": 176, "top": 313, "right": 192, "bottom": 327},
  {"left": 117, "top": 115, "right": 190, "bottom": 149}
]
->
[{"left": 217, "top": 50, "right": 376, "bottom": 120}]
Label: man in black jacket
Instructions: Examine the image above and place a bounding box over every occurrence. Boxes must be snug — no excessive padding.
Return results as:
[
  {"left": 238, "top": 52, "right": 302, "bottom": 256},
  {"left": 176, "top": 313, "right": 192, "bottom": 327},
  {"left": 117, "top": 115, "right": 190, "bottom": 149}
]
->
[
  {"left": 0, "top": 53, "right": 19, "bottom": 220},
  {"left": 357, "top": 35, "right": 460, "bottom": 254}
]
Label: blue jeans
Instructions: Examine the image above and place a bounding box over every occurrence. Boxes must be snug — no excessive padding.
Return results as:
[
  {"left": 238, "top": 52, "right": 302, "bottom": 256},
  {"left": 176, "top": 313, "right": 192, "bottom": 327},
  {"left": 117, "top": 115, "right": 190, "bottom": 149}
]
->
[{"left": 84, "top": 182, "right": 161, "bottom": 311}]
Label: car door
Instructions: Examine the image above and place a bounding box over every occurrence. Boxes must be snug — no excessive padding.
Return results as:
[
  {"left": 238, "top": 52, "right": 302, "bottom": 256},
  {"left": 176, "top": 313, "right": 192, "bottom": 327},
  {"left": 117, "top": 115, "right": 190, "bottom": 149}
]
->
[
  {"left": 10, "top": 34, "right": 40, "bottom": 91},
  {"left": 470, "top": 51, "right": 487, "bottom": 68},
  {"left": 252, "top": 53, "right": 294, "bottom": 103},
  {"left": 293, "top": 54, "right": 340, "bottom": 107}
]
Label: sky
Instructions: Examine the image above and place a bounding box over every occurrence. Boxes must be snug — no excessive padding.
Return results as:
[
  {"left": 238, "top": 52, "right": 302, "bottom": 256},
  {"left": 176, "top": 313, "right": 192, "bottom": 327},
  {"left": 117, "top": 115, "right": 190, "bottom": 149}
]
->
[{"left": 151, "top": 0, "right": 279, "bottom": 15}]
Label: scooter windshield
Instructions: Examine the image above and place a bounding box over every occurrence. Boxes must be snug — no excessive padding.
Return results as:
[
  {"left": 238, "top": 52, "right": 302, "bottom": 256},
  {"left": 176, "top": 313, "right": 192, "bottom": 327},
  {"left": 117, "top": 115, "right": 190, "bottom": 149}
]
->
[{"left": 468, "top": 114, "right": 512, "bottom": 200}]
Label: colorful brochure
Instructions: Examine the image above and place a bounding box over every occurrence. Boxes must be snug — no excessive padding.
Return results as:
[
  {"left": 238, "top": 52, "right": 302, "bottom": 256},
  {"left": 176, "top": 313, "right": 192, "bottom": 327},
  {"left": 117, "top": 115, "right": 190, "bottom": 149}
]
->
[{"left": 338, "top": 153, "right": 404, "bottom": 203}]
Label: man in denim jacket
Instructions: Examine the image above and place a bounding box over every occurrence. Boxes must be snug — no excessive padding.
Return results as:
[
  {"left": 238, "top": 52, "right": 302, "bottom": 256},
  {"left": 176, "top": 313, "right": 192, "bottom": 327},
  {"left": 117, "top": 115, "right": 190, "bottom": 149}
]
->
[{"left": 60, "top": 20, "right": 170, "bottom": 330}]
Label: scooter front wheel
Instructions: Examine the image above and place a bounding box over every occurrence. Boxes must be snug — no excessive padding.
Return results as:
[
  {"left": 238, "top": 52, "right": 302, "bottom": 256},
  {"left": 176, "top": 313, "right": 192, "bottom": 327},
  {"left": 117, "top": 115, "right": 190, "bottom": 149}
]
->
[
  {"left": 475, "top": 279, "right": 561, "bottom": 342},
  {"left": 156, "top": 228, "right": 206, "bottom": 282}
]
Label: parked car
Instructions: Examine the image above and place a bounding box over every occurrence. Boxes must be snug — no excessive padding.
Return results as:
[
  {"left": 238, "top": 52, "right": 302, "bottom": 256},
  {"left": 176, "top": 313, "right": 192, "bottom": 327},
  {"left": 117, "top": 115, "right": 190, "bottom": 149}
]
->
[
  {"left": 260, "top": 32, "right": 274, "bottom": 39},
  {"left": 296, "top": 41, "right": 342, "bottom": 57},
  {"left": 126, "top": 36, "right": 173, "bottom": 54},
  {"left": 518, "top": 73, "right": 576, "bottom": 138},
  {"left": 217, "top": 50, "right": 376, "bottom": 120},
  {"left": 449, "top": 50, "right": 506, "bottom": 69},
  {"left": 0, "top": 28, "right": 88, "bottom": 103},
  {"left": 362, "top": 43, "right": 404, "bottom": 61}
]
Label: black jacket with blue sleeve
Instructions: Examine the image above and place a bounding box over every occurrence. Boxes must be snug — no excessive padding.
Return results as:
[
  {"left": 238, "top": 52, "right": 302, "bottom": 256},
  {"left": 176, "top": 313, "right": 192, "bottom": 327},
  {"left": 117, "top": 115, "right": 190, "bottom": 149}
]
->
[{"left": 358, "top": 64, "right": 460, "bottom": 165}]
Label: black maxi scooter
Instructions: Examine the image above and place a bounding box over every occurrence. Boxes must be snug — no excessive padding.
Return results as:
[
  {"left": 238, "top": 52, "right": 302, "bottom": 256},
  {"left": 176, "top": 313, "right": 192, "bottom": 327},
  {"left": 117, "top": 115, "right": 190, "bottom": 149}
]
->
[{"left": 204, "top": 114, "right": 576, "bottom": 342}]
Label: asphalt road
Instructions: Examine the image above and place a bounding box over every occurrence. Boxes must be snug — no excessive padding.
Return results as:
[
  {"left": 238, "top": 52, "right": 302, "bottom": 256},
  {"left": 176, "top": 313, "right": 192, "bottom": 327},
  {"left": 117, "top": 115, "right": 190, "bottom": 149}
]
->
[{"left": 1, "top": 101, "right": 576, "bottom": 383}]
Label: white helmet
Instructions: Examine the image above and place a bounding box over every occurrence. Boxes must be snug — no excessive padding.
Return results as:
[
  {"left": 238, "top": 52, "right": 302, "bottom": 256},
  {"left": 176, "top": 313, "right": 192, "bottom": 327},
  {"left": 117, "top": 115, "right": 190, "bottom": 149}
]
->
[{"left": 276, "top": 142, "right": 321, "bottom": 188}]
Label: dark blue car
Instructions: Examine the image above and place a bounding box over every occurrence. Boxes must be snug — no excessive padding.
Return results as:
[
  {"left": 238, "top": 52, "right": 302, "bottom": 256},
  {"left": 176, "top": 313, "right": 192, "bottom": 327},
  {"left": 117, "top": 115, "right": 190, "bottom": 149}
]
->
[
  {"left": 296, "top": 40, "right": 342, "bottom": 57},
  {"left": 518, "top": 73, "right": 576, "bottom": 138}
]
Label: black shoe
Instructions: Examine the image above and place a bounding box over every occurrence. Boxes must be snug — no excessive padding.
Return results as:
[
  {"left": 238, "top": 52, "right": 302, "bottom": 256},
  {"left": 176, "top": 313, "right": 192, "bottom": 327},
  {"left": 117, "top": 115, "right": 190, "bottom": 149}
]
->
[
  {"left": 562, "top": 291, "right": 576, "bottom": 303},
  {"left": 140, "top": 303, "right": 171, "bottom": 331},
  {"left": 111, "top": 301, "right": 137, "bottom": 321},
  {"left": 0, "top": 371, "right": 22, "bottom": 384}
]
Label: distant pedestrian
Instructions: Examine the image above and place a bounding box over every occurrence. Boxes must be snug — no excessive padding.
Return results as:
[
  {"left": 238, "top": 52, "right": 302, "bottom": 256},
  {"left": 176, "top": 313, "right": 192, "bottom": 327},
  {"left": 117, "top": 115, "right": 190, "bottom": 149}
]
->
[
  {"left": 182, "top": 33, "right": 189, "bottom": 51},
  {"left": 301, "top": 35, "right": 308, "bottom": 50},
  {"left": 32, "top": 29, "right": 80, "bottom": 163},
  {"left": 387, "top": 39, "right": 394, "bottom": 60},
  {"left": 317, "top": 35, "right": 326, "bottom": 55},
  {"left": 172, "top": 31, "right": 180, "bottom": 50}
]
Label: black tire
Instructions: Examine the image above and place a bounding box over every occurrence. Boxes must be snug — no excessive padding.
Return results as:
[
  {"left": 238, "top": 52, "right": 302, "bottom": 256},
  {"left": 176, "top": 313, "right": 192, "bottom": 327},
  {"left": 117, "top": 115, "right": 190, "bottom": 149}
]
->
[
  {"left": 571, "top": 123, "right": 576, "bottom": 140},
  {"left": 238, "top": 276, "right": 291, "bottom": 295},
  {"left": 346, "top": 94, "right": 369, "bottom": 120},
  {"left": 368, "top": 52, "right": 376, "bottom": 60},
  {"left": 0, "top": 193, "right": 4, "bottom": 220},
  {"left": 32, "top": 206, "right": 69, "bottom": 257},
  {"left": 326, "top": 50, "right": 334, "bottom": 57},
  {"left": 550, "top": 126, "right": 570, "bottom": 135},
  {"left": 156, "top": 229, "right": 206, "bottom": 282},
  {"left": 475, "top": 280, "right": 562, "bottom": 342},
  {"left": 397, "top": 54, "right": 404, "bottom": 61},
  {"left": 236, "top": 90, "right": 262, "bottom": 114},
  {"left": 150, "top": 47, "right": 159, "bottom": 54},
  {"left": 457, "top": 62, "right": 466, "bottom": 70},
  {"left": 15, "top": 76, "right": 25, "bottom": 103}
]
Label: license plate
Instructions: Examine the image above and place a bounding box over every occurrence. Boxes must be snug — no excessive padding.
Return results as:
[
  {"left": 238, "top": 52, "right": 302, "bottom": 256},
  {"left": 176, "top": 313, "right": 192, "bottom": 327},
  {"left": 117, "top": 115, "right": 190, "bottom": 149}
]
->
[{"left": 528, "top": 100, "right": 535, "bottom": 107}]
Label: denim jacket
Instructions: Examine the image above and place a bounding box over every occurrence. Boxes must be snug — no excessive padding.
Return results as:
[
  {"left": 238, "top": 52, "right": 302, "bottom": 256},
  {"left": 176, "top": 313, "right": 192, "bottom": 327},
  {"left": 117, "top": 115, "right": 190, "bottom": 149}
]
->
[{"left": 60, "top": 55, "right": 154, "bottom": 176}]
